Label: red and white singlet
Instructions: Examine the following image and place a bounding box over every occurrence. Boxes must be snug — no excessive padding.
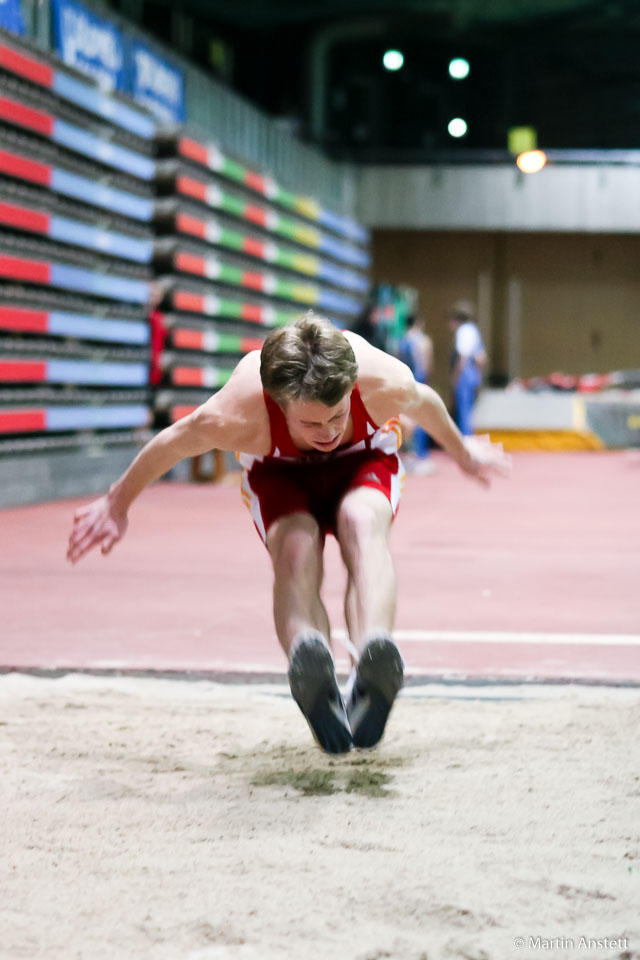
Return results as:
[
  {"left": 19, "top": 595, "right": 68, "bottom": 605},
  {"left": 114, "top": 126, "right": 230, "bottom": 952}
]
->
[{"left": 238, "top": 384, "right": 406, "bottom": 542}]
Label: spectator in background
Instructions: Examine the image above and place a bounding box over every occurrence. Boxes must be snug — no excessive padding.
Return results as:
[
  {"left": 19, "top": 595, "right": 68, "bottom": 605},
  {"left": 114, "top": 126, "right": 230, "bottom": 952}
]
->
[
  {"left": 351, "top": 302, "right": 387, "bottom": 353},
  {"left": 447, "top": 300, "right": 487, "bottom": 436},
  {"left": 397, "top": 314, "right": 434, "bottom": 471},
  {"left": 148, "top": 279, "right": 172, "bottom": 388}
]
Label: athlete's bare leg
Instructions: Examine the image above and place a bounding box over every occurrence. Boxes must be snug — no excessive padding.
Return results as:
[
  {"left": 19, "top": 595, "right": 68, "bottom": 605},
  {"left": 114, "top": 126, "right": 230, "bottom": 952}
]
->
[
  {"left": 336, "top": 486, "right": 396, "bottom": 655},
  {"left": 266, "top": 511, "right": 330, "bottom": 656},
  {"left": 267, "top": 511, "right": 352, "bottom": 754},
  {"left": 336, "top": 486, "right": 404, "bottom": 748}
]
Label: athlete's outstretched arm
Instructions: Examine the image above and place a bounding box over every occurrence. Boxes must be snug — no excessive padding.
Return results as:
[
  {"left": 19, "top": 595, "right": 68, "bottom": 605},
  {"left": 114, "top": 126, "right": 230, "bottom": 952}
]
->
[
  {"left": 402, "top": 379, "right": 510, "bottom": 485},
  {"left": 67, "top": 353, "right": 264, "bottom": 564},
  {"left": 349, "top": 333, "right": 510, "bottom": 486}
]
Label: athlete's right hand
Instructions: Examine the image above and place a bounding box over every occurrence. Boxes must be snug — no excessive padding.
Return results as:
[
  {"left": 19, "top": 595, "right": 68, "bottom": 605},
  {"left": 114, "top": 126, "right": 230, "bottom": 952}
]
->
[
  {"left": 458, "top": 434, "right": 512, "bottom": 487},
  {"left": 66, "top": 493, "right": 128, "bottom": 565}
]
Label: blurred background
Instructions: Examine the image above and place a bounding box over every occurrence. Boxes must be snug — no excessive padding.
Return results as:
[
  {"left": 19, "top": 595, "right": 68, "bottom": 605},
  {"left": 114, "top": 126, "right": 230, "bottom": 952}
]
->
[{"left": 1, "top": 0, "right": 639, "bottom": 504}]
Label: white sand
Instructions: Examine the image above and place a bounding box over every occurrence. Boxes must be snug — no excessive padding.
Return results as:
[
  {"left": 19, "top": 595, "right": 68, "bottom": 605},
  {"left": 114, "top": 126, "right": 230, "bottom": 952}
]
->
[{"left": 1, "top": 674, "right": 639, "bottom": 960}]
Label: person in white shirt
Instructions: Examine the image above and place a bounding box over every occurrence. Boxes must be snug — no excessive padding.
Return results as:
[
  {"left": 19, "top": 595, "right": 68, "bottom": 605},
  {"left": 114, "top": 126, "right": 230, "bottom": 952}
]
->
[{"left": 447, "top": 301, "right": 487, "bottom": 436}]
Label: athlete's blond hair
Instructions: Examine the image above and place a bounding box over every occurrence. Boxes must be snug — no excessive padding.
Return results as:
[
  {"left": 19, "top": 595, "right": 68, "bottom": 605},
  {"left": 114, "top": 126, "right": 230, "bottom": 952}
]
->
[{"left": 260, "top": 311, "right": 358, "bottom": 407}]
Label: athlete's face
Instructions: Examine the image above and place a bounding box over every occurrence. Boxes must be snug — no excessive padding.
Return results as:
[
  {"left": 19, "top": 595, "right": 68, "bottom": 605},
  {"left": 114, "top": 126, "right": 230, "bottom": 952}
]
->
[{"left": 284, "top": 394, "right": 352, "bottom": 452}]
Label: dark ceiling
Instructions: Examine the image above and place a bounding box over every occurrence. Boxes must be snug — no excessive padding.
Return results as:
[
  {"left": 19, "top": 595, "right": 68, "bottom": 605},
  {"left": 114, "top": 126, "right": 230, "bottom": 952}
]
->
[{"left": 133, "top": 0, "right": 640, "bottom": 159}]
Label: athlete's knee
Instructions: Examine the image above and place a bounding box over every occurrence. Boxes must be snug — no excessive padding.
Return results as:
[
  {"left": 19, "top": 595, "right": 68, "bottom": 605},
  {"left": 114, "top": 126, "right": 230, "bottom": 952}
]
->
[
  {"left": 337, "top": 491, "right": 391, "bottom": 552},
  {"left": 266, "top": 512, "right": 323, "bottom": 576}
]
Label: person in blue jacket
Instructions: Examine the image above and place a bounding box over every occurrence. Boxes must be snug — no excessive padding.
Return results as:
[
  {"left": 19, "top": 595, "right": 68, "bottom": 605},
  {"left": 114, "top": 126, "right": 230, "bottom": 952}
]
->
[{"left": 447, "top": 301, "right": 487, "bottom": 436}]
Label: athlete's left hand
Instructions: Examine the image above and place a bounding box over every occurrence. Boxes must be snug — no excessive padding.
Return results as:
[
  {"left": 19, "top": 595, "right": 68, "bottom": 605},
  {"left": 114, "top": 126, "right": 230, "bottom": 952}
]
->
[{"left": 458, "top": 434, "right": 512, "bottom": 486}]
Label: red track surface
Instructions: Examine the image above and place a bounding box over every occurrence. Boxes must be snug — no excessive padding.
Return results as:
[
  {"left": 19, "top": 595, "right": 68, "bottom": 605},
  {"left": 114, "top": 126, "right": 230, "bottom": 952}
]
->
[{"left": 2, "top": 452, "right": 639, "bottom": 683}]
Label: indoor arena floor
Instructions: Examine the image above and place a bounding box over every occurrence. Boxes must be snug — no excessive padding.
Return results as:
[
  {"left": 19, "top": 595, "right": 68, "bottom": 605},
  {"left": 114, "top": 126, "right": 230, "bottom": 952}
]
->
[{"left": 2, "top": 450, "right": 639, "bottom": 682}]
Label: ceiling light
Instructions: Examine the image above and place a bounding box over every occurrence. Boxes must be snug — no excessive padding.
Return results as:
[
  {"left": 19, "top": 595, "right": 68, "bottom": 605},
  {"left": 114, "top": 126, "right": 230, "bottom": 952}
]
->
[
  {"left": 448, "top": 117, "right": 468, "bottom": 138},
  {"left": 383, "top": 49, "right": 404, "bottom": 71},
  {"left": 449, "top": 58, "right": 470, "bottom": 80},
  {"left": 516, "top": 150, "right": 547, "bottom": 173}
]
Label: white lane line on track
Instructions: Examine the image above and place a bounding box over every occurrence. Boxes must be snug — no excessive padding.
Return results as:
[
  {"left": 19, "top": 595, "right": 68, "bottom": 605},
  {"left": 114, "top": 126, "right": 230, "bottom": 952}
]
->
[
  {"left": 33, "top": 630, "right": 639, "bottom": 677},
  {"left": 333, "top": 629, "right": 640, "bottom": 646}
]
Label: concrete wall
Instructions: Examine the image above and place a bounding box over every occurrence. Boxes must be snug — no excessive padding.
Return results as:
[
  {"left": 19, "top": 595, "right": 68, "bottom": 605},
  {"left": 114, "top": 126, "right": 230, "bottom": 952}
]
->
[{"left": 358, "top": 164, "right": 640, "bottom": 234}]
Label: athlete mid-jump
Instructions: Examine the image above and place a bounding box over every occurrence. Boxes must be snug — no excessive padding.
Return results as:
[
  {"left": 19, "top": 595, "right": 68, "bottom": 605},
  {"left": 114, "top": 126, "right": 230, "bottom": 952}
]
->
[{"left": 67, "top": 312, "right": 510, "bottom": 753}]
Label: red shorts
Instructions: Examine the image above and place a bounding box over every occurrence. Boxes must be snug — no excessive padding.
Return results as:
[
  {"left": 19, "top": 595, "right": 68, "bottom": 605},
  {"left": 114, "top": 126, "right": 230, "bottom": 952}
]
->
[{"left": 242, "top": 449, "right": 404, "bottom": 543}]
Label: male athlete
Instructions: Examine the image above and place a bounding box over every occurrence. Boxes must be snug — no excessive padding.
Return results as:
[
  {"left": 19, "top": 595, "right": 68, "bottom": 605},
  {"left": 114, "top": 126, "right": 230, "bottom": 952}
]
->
[{"left": 67, "top": 312, "right": 509, "bottom": 754}]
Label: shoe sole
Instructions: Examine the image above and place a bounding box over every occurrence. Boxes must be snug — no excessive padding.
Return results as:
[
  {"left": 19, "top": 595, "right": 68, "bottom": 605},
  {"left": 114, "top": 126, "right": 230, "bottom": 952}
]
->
[
  {"left": 348, "top": 638, "right": 404, "bottom": 749},
  {"left": 288, "top": 636, "right": 352, "bottom": 754}
]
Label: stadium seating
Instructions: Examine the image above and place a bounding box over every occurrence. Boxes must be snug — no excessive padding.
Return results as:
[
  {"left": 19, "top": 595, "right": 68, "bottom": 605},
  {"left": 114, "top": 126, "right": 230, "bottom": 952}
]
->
[
  {"left": 152, "top": 128, "right": 370, "bottom": 429},
  {"left": 0, "top": 30, "right": 154, "bottom": 458},
  {"left": 0, "top": 27, "right": 371, "bottom": 497}
]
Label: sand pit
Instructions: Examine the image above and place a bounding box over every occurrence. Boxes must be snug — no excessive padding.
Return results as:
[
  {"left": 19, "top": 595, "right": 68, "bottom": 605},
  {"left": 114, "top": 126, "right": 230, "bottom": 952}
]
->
[{"left": 1, "top": 673, "right": 639, "bottom": 960}]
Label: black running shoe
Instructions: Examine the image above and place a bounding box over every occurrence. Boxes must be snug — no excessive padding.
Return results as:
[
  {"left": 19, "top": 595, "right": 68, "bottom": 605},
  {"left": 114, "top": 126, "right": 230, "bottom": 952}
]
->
[
  {"left": 347, "top": 636, "right": 404, "bottom": 749},
  {"left": 288, "top": 632, "right": 353, "bottom": 754}
]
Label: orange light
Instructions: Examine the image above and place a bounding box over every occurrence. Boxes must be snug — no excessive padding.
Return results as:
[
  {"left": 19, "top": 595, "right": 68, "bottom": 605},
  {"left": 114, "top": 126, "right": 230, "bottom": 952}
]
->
[{"left": 516, "top": 150, "right": 547, "bottom": 173}]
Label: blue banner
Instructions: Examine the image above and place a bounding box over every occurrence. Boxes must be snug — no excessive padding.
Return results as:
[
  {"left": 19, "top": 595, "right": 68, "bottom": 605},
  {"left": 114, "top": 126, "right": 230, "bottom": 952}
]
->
[
  {"left": 0, "top": 0, "right": 25, "bottom": 34},
  {"left": 51, "top": 0, "right": 126, "bottom": 92},
  {"left": 130, "top": 41, "right": 185, "bottom": 125}
]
